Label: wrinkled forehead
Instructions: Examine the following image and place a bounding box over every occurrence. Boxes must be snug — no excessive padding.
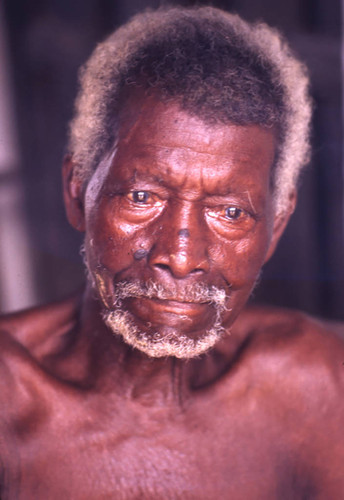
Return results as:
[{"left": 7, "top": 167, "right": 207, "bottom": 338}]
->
[
  {"left": 116, "top": 92, "right": 277, "bottom": 155},
  {"left": 85, "top": 94, "right": 277, "bottom": 211}
]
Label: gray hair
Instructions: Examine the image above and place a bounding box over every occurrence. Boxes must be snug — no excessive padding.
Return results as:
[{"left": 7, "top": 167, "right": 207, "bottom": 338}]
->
[{"left": 68, "top": 6, "right": 312, "bottom": 214}]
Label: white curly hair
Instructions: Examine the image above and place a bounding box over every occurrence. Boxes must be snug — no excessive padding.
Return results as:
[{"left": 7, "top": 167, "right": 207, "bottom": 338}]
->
[{"left": 68, "top": 5, "right": 312, "bottom": 214}]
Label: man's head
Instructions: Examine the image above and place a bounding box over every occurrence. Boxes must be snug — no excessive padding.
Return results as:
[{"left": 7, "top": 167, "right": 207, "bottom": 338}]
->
[
  {"left": 63, "top": 6, "right": 312, "bottom": 358},
  {"left": 68, "top": 5, "right": 311, "bottom": 214}
]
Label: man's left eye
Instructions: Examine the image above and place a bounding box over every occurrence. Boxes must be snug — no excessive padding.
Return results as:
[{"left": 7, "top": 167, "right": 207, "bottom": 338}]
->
[
  {"left": 225, "top": 207, "right": 243, "bottom": 220},
  {"left": 128, "top": 191, "right": 151, "bottom": 203}
]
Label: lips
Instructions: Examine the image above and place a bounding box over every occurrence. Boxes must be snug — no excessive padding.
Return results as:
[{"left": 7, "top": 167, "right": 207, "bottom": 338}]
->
[
  {"left": 121, "top": 294, "right": 216, "bottom": 331},
  {"left": 134, "top": 296, "right": 207, "bottom": 316},
  {"left": 108, "top": 278, "right": 229, "bottom": 333}
]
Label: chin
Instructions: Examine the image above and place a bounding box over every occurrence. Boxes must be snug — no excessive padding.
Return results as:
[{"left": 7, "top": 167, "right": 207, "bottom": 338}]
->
[
  {"left": 88, "top": 273, "right": 231, "bottom": 358},
  {"left": 103, "top": 307, "right": 225, "bottom": 359}
]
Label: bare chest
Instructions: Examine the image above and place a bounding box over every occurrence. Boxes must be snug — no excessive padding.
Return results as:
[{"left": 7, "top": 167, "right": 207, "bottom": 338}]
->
[{"left": 2, "top": 398, "right": 309, "bottom": 500}]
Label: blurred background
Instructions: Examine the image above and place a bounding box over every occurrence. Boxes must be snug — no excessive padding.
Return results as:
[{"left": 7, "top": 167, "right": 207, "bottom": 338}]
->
[{"left": 0, "top": 0, "right": 342, "bottom": 319}]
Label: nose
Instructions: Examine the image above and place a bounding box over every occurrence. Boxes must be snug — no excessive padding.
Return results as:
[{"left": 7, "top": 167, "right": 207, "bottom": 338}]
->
[{"left": 148, "top": 200, "right": 210, "bottom": 278}]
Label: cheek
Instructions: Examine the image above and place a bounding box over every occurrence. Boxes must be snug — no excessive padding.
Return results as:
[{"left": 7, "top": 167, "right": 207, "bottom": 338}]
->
[
  {"left": 209, "top": 228, "right": 272, "bottom": 288},
  {"left": 85, "top": 202, "right": 153, "bottom": 272}
]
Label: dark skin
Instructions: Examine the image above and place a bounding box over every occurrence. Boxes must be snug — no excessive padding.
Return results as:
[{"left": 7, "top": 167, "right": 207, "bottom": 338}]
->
[{"left": 0, "top": 97, "right": 344, "bottom": 499}]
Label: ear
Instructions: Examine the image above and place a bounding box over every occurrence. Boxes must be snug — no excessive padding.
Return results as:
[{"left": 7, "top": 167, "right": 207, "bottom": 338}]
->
[
  {"left": 264, "top": 189, "right": 297, "bottom": 263},
  {"left": 62, "top": 155, "right": 86, "bottom": 232}
]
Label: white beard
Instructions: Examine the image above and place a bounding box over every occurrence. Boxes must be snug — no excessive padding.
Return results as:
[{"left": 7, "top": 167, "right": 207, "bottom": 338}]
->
[
  {"left": 102, "top": 280, "right": 229, "bottom": 359},
  {"left": 81, "top": 245, "right": 230, "bottom": 359}
]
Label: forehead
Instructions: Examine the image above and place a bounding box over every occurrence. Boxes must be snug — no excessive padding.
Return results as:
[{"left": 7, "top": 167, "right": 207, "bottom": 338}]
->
[
  {"left": 120, "top": 95, "right": 275, "bottom": 148},
  {"left": 99, "top": 95, "right": 277, "bottom": 198}
]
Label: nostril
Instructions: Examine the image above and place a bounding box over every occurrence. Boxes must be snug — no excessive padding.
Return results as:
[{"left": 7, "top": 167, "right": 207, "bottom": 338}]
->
[
  {"left": 154, "top": 263, "right": 170, "bottom": 271},
  {"left": 190, "top": 268, "right": 204, "bottom": 274}
]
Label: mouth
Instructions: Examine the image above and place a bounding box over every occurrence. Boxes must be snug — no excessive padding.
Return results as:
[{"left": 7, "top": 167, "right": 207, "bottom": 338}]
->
[
  {"left": 108, "top": 279, "right": 229, "bottom": 330},
  {"left": 131, "top": 296, "right": 208, "bottom": 316},
  {"left": 120, "top": 295, "right": 219, "bottom": 333}
]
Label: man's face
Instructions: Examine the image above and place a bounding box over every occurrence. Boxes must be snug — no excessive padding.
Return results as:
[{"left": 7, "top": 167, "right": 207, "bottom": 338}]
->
[{"left": 78, "top": 96, "right": 279, "bottom": 358}]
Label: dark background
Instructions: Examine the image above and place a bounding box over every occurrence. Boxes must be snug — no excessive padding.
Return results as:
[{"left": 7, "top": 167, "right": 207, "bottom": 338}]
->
[{"left": 2, "top": 0, "right": 343, "bottom": 319}]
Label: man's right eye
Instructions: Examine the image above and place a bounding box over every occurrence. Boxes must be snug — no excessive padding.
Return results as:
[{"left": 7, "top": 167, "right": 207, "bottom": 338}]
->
[{"left": 127, "top": 191, "right": 152, "bottom": 204}]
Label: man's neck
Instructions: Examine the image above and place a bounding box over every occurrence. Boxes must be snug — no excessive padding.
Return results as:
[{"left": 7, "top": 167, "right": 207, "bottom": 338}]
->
[
  {"left": 78, "top": 285, "right": 194, "bottom": 409},
  {"left": 77, "top": 284, "right": 251, "bottom": 409}
]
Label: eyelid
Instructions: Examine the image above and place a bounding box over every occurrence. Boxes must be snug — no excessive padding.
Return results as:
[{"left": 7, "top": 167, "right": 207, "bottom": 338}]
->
[
  {"left": 206, "top": 202, "right": 247, "bottom": 213},
  {"left": 219, "top": 206, "right": 245, "bottom": 216},
  {"left": 204, "top": 194, "right": 258, "bottom": 213}
]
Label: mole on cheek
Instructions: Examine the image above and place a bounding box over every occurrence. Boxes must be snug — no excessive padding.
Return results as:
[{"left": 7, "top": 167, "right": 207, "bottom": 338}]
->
[{"left": 133, "top": 249, "right": 148, "bottom": 260}]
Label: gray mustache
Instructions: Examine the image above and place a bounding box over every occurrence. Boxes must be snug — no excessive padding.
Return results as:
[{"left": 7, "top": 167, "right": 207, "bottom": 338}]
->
[{"left": 113, "top": 280, "right": 229, "bottom": 311}]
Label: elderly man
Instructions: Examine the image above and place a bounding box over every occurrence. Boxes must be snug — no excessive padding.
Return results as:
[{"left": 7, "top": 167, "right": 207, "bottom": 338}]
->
[{"left": 0, "top": 5, "right": 343, "bottom": 499}]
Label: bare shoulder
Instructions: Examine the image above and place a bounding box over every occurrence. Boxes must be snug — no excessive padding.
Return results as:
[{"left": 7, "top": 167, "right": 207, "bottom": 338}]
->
[
  {"left": 0, "top": 293, "right": 81, "bottom": 354},
  {"left": 220, "top": 305, "right": 344, "bottom": 435},
  {"left": 230, "top": 306, "right": 344, "bottom": 476},
  {"left": 0, "top": 295, "right": 81, "bottom": 410},
  {"left": 231, "top": 305, "right": 344, "bottom": 394}
]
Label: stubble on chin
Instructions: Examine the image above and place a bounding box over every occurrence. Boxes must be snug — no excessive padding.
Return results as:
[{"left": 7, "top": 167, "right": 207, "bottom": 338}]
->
[{"left": 102, "top": 280, "right": 230, "bottom": 359}]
